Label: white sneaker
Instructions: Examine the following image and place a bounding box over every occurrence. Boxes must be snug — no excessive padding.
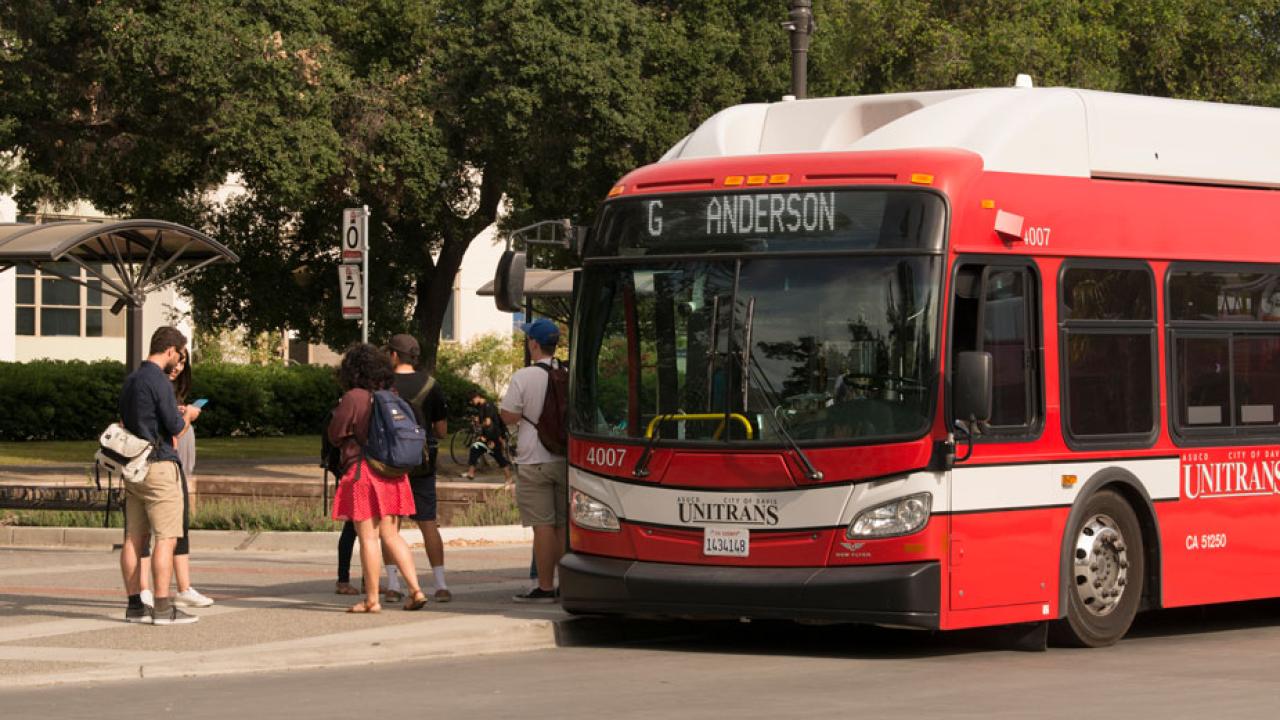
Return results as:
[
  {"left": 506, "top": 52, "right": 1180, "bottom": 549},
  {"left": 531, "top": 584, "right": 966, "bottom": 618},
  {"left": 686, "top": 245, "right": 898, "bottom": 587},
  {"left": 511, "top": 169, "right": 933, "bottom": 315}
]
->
[
  {"left": 139, "top": 589, "right": 154, "bottom": 608},
  {"left": 173, "top": 588, "right": 215, "bottom": 608}
]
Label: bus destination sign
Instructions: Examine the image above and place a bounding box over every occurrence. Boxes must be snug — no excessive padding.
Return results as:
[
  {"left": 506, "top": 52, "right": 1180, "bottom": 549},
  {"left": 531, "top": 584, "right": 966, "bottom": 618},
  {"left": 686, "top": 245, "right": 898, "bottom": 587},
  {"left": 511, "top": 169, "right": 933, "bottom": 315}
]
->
[
  {"left": 645, "top": 191, "right": 837, "bottom": 238},
  {"left": 592, "top": 188, "right": 944, "bottom": 256}
]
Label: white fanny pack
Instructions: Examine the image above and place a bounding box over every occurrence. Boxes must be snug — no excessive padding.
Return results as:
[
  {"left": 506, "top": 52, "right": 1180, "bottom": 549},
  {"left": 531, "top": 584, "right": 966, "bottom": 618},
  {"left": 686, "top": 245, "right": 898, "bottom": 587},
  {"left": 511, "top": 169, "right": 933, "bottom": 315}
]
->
[{"left": 95, "top": 423, "right": 153, "bottom": 483}]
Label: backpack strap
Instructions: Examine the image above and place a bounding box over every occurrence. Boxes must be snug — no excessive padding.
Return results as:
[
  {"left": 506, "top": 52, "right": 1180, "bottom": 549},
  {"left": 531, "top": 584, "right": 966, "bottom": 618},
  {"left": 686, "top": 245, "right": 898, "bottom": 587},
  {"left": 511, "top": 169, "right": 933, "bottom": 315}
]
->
[
  {"left": 410, "top": 375, "right": 436, "bottom": 412},
  {"left": 520, "top": 363, "right": 555, "bottom": 427}
]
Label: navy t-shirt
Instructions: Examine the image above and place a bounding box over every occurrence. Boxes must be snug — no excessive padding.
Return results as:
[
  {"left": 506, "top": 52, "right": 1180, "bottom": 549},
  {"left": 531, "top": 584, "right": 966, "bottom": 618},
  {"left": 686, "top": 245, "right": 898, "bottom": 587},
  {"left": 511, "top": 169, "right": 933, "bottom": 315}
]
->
[{"left": 120, "top": 361, "right": 185, "bottom": 463}]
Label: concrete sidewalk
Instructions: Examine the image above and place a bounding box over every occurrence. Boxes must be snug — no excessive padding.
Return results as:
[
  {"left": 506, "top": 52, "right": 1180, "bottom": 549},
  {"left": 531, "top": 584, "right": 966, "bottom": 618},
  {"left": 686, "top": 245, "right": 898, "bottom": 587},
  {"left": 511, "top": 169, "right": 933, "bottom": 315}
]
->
[
  {"left": 0, "top": 524, "right": 533, "bottom": 552},
  {"left": 0, "top": 542, "right": 562, "bottom": 689}
]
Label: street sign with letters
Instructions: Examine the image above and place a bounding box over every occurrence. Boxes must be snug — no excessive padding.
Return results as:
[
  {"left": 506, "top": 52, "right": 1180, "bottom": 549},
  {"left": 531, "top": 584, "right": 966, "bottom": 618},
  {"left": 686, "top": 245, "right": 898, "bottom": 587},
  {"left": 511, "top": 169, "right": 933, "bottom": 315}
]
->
[
  {"left": 338, "top": 266, "right": 363, "bottom": 319},
  {"left": 341, "top": 208, "right": 367, "bottom": 265}
]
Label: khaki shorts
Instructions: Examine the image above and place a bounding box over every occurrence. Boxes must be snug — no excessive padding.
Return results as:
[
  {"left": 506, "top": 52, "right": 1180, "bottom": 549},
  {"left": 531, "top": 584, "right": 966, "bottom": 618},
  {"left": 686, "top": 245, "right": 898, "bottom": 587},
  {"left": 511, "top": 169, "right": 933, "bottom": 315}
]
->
[
  {"left": 124, "top": 460, "right": 184, "bottom": 540},
  {"left": 515, "top": 460, "right": 568, "bottom": 528}
]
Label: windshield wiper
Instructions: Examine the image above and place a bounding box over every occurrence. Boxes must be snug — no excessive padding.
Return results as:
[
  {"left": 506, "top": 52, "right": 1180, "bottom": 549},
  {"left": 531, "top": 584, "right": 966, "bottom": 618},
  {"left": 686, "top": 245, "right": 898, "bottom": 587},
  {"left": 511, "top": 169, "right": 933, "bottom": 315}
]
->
[
  {"left": 741, "top": 300, "right": 824, "bottom": 482},
  {"left": 632, "top": 422, "right": 662, "bottom": 478}
]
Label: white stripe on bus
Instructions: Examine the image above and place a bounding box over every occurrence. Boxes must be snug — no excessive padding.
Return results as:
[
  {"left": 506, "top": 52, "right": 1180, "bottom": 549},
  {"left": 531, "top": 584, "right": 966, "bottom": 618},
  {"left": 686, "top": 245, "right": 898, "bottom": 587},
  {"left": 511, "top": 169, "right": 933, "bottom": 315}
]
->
[{"left": 569, "top": 457, "right": 1180, "bottom": 531}]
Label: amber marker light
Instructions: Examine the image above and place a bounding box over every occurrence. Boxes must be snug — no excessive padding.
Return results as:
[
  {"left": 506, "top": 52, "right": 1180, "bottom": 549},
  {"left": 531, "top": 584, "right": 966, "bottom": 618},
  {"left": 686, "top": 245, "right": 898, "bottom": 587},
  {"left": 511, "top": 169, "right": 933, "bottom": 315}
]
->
[
  {"left": 746, "top": 174, "right": 768, "bottom": 185},
  {"left": 724, "top": 175, "right": 745, "bottom": 186},
  {"left": 1061, "top": 474, "right": 1078, "bottom": 489},
  {"left": 607, "top": 185, "right": 625, "bottom": 198},
  {"left": 981, "top": 199, "right": 996, "bottom": 209},
  {"left": 909, "top": 173, "right": 934, "bottom": 185},
  {"left": 768, "top": 174, "right": 790, "bottom": 184}
]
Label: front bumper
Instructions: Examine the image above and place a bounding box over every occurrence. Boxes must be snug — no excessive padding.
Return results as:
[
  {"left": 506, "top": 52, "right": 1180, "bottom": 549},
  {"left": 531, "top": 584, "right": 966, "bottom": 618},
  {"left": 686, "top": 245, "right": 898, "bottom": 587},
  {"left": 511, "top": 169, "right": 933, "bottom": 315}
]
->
[{"left": 559, "top": 553, "right": 940, "bottom": 629}]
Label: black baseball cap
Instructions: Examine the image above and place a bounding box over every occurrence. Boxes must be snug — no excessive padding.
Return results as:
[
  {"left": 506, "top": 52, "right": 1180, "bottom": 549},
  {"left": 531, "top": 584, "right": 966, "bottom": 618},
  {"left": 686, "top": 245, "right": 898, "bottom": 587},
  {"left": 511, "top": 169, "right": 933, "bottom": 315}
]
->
[{"left": 386, "top": 333, "right": 420, "bottom": 359}]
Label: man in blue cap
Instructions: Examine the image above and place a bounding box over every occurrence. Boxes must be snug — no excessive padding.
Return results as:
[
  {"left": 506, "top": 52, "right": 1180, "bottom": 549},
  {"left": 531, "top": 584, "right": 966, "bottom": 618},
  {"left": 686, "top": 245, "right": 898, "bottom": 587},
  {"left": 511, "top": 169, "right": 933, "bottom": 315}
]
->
[{"left": 500, "top": 318, "right": 567, "bottom": 602}]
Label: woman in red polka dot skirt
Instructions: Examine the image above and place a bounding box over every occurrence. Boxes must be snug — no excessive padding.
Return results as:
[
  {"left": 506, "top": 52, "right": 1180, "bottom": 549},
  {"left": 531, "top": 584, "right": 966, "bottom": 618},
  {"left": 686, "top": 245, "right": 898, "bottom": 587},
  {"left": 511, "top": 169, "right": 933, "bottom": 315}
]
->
[{"left": 328, "top": 343, "right": 428, "bottom": 613}]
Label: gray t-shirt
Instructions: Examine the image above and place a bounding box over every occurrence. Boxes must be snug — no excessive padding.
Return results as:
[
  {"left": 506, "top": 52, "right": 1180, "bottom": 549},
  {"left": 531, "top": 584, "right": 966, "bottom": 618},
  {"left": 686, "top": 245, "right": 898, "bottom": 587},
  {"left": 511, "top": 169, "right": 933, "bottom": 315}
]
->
[
  {"left": 501, "top": 358, "right": 564, "bottom": 465},
  {"left": 176, "top": 425, "right": 196, "bottom": 479}
]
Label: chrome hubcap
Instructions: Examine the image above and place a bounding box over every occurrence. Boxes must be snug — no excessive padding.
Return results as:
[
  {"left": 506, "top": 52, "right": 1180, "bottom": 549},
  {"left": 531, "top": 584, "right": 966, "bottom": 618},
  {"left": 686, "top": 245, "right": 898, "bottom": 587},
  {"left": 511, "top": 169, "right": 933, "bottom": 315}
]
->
[{"left": 1072, "top": 514, "right": 1129, "bottom": 617}]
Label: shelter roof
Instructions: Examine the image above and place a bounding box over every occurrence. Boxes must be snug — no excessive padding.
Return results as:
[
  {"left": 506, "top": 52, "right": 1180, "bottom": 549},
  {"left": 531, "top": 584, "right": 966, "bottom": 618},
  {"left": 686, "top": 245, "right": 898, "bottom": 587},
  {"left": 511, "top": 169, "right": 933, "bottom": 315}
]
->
[
  {"left": 476, "top": 268, "right": 575, "bottom": 298},
  {"left": 0, "top": 219, "right": 238, "bottom": 305}
]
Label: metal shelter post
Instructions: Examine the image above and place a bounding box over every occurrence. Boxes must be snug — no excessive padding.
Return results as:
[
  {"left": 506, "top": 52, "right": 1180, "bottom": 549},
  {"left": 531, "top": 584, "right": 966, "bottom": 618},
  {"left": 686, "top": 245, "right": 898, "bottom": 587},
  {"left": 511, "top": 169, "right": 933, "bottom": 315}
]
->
[{"left": 126, "top": 302, "right": 144, "bottom": 370}]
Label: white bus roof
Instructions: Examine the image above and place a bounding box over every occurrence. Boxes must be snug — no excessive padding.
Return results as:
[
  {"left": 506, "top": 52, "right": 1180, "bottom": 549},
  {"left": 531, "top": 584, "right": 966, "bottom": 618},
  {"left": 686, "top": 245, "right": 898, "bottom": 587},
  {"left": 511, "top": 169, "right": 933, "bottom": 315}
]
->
[{"left": 660, "top": 87, "right": 1280, "bottom": 188}]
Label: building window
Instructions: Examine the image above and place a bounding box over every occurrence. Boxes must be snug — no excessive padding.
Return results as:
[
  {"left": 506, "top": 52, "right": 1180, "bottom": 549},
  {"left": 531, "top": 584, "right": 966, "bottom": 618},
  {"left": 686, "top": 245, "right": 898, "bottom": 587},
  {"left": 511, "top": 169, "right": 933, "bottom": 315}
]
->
[
  {"left": 1060, "top": 263, "right": 1157, "bottom": 446},
  {"left": 441, "top": 289, "right": 457, "bottom": 341},
  {"left": 14, "top": 262, "right": 125, "bottom": 338},
  {"left": 440, "top": 272, "right": 459, "bottom": 342}
]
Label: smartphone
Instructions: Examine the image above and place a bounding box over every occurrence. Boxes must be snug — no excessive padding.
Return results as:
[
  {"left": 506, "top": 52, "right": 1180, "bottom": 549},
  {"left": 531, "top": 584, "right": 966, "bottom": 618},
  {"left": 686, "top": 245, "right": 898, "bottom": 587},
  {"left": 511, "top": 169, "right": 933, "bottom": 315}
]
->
[{"left": 192, "top": 398, "right": 209, "bottom": 409}]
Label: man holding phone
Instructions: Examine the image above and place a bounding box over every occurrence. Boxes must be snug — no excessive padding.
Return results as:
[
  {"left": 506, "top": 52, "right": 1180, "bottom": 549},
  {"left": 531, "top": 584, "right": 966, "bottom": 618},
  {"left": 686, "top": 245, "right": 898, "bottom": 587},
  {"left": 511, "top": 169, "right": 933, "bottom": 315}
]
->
[{"left": 119, "top": 327, "right": 203, "bottom": 625}]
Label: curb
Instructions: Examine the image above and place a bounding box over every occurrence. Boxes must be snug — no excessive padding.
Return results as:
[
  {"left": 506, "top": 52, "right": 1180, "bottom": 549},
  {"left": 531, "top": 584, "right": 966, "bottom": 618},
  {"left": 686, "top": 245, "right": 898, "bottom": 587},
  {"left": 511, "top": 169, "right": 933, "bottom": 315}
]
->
[
  {"left": 0, "top": 524, "right": 533, "bottom": 551},
  {"left": 0, "top": 614, "right": 560, "bottom": 690}
]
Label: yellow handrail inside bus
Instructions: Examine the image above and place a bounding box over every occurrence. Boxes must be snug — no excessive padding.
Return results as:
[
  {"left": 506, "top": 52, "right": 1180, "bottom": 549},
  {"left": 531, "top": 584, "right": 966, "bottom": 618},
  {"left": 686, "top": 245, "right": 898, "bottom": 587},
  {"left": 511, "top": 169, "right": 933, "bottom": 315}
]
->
[{"left": 644, "top": 413, "right": 754, "bottom": 440}]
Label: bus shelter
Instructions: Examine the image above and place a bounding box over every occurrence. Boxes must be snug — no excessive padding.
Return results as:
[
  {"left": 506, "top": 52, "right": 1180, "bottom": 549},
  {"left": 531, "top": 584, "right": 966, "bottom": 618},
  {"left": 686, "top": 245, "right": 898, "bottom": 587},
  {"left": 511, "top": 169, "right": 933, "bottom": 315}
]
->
[
  {"left": 476, "top": 267, "right": 575, "bottom": 324},
  {"left": 0, "top": 220, "right": 238, "bottom": 368}
]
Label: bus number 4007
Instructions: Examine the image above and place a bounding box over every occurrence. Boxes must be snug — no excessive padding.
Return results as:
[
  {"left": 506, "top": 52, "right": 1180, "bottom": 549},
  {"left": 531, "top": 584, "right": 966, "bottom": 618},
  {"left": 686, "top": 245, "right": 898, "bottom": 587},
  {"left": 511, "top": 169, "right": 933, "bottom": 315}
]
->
[
  {"left": 1024, "top": 226, "right": 1051, "bottom": 246},
  {"left": 586, "top": 447, "right": 626, "bottom": 469}
]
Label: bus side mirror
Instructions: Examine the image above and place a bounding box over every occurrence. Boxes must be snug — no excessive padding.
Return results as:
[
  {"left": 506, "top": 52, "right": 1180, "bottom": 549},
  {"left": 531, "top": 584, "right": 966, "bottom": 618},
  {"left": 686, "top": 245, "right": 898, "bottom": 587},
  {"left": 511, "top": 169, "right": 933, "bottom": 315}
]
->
[
  {"left": 954, "top": 351, "right": 993, "bottom": 424},
  {"left": 494, "top": 250, "right": 526, "bottom": 313}
]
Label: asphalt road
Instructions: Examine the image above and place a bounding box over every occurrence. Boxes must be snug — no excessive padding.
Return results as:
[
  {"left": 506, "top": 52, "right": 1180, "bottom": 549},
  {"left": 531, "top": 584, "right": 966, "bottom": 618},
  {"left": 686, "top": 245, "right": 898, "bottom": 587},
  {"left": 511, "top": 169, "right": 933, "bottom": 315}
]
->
[{"left": 9, "top": 599, "right": 1280, "bottom": 720}]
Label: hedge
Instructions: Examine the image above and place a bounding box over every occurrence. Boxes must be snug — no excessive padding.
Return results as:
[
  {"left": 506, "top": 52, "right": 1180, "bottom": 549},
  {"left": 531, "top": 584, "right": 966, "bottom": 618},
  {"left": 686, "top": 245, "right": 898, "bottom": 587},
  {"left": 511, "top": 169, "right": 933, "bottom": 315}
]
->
[{"left": 0, "top": 360, "right": 485, "bottom": 441}]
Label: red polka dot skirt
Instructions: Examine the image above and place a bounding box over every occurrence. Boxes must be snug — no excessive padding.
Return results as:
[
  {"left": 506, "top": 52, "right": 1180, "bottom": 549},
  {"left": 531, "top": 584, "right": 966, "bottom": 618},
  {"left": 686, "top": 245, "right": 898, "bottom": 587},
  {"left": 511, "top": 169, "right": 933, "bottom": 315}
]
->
[{"left": 331, "top": 458, "right": 416, "bottom": 522}]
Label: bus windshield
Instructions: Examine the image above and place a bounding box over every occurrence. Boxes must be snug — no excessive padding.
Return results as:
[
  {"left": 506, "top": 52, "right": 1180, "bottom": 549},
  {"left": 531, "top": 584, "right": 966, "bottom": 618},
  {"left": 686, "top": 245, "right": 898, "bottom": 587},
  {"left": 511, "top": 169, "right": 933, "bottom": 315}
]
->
[{"left": 572, "top": 190, "right": 944, "bottom": 445}]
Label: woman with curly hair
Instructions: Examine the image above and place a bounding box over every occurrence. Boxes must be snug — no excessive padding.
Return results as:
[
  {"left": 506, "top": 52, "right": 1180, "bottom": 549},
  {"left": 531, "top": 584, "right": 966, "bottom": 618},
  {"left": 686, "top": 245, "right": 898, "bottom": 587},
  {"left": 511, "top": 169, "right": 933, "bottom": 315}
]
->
[{"left": 328, "top": 343, "right": 427, "bottom": 613}]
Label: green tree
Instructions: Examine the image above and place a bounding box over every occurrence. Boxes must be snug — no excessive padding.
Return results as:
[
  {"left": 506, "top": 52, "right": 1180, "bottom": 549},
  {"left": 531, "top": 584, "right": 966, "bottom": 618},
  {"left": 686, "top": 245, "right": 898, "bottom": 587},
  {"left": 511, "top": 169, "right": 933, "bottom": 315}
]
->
[
  {"left": 0, "top": 0, "right": 792, "bottom": 370},
  {"left": 810, "top": 0, "right": 1280, "bottom": 103},
  {"left": 10, "top": 0, "right": 1280, "bottom": 375}
]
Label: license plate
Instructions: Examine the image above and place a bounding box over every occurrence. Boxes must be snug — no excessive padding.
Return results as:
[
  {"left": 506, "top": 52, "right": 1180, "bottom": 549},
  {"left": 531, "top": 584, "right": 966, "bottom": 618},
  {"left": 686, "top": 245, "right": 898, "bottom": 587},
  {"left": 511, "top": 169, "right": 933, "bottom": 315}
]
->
[{"left": 703, "top": 527, "right": 749, "bottom": 557}]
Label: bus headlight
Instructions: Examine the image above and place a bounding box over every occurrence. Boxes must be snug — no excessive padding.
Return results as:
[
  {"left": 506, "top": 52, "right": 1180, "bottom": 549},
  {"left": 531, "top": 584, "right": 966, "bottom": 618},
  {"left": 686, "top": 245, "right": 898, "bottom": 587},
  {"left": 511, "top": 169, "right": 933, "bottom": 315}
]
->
[
  {"left": 847, "top": 493, "right": 932, "bottom": 539},
  {"left": 571, "top": 489, "right": 620, "bottom": 532}
]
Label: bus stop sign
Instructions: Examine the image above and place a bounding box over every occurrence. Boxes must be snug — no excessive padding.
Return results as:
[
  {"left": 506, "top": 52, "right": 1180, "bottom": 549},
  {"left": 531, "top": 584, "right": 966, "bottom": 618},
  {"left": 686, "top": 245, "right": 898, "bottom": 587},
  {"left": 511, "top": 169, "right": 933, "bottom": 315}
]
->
[{"left": 341, "top": 208, "right": 367, "bottom": 264}]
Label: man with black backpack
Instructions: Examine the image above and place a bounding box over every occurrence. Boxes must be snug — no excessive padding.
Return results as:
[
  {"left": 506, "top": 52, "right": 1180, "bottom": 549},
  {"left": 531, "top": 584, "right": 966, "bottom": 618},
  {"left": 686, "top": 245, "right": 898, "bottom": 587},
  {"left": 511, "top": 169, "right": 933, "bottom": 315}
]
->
[
  {"left": 387, "top": 334, "right": 453, "bottom": 602},
  {"left": 500, "top": 318, "right": 569, "bottom": 603}
]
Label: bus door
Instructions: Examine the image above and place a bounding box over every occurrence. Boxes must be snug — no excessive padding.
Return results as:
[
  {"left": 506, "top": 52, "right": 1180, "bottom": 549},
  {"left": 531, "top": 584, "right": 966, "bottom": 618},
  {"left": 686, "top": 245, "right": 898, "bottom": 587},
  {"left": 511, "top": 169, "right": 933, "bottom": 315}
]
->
[{"left": 948, "top": 258, "right": 1056, "bottom": 611}]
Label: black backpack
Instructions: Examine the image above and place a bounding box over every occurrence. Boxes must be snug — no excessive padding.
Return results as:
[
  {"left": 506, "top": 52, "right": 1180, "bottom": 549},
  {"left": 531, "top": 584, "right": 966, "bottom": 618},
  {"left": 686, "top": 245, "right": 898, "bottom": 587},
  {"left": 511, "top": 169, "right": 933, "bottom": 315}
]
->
[{"left": 320, "top": 407, "right": 344, "bottom": 476}]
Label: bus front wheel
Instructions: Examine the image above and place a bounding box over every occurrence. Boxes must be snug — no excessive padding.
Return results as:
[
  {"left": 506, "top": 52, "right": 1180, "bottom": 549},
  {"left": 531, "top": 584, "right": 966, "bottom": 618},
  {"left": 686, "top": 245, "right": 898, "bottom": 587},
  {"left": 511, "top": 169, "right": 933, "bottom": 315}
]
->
[{"left": 1051, "top": 490, "right": 1144, "bottom": 648}]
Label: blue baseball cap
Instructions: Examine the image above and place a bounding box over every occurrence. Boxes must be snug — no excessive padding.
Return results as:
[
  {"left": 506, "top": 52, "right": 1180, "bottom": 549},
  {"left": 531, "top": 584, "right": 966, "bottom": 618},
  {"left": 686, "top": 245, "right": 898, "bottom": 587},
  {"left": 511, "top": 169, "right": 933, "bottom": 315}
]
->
[{"left": 521, "top": 318, "right": 560, "bottom": 344}]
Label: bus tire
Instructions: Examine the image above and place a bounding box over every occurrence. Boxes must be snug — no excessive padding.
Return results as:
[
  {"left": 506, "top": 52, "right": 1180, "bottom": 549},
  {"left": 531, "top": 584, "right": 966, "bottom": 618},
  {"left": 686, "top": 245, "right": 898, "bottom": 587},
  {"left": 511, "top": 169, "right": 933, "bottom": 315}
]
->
[{"left": 1051, "top": 489, "right": 1144, "bottom": 648}]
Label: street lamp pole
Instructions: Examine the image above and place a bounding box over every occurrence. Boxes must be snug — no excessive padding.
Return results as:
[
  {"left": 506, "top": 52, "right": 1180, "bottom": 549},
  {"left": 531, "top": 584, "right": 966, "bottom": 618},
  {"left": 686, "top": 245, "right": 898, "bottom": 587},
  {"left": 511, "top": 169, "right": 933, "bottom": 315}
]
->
[{"left": 784, "top": 0, "right": 816, "bottom": 99}]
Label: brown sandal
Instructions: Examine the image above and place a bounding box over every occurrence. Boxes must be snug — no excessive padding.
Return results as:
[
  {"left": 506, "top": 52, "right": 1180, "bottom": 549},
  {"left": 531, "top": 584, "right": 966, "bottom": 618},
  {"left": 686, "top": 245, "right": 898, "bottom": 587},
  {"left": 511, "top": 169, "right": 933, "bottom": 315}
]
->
[
  {"left": 335, "top": 582, "right": 360, "bottom": 596},
  {"left": 403, "top": 591, "right": 428, "bottom": 611},
  {"left": 347, "top": 600, "right": 382, "bottom": 614}
]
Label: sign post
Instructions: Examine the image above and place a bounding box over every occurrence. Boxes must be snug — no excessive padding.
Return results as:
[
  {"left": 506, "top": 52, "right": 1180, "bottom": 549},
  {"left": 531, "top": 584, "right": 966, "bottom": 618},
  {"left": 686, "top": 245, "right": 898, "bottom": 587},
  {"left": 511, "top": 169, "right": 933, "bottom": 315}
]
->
[{"left": 341, "top": 207, "right": 370, "bottom": 343}]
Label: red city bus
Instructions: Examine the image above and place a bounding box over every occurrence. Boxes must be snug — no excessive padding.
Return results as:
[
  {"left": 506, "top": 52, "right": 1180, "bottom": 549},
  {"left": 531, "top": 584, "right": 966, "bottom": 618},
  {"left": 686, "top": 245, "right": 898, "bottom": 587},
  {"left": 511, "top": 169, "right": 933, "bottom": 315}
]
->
[{"left": 537, "top": 85, "right": 1280, "bottom": 647}]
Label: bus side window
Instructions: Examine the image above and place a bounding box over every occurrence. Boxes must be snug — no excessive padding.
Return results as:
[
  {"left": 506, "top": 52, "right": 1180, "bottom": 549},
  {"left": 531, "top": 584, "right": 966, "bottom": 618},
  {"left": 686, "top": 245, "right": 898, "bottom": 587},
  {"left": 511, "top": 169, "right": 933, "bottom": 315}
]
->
[
  {"left": 1060, "top": 263, "right": 1157, "bottom": 447},
  {"left": 952, "top": 262, "right": 1041, "bottom": 436}
]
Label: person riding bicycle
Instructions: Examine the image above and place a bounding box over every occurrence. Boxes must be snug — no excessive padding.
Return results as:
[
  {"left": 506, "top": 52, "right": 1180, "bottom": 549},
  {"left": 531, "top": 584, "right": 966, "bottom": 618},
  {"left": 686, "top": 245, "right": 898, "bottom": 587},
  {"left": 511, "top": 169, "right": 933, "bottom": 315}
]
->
[{"left": 461, "top": 390, "right": 513, "bottom": 485}]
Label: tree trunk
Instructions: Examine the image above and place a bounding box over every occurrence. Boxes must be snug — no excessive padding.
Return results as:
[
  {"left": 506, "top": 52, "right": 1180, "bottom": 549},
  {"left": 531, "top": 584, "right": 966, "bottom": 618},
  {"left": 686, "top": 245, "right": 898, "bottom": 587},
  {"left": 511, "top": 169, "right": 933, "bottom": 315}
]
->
[
  {"left": 415, "top": 237, "right": 465, "bottom": 374},
  {"left": 413, "top": 171, "right": 506, "bottom": 374}
]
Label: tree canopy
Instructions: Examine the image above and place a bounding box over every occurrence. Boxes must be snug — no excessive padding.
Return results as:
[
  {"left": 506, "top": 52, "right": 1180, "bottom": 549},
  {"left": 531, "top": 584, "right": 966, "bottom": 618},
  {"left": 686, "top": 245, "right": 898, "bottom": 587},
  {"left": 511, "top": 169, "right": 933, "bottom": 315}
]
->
[{"left": 5, "top": 1, "right": 1280, "bottom": 368}]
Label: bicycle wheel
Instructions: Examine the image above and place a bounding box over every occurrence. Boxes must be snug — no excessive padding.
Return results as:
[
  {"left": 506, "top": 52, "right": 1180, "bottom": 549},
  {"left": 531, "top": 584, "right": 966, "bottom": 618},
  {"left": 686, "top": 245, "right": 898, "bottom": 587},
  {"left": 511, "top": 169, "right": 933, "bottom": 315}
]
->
[{"left": 450, "top": 429, "right": 472, "bottom": 465}]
